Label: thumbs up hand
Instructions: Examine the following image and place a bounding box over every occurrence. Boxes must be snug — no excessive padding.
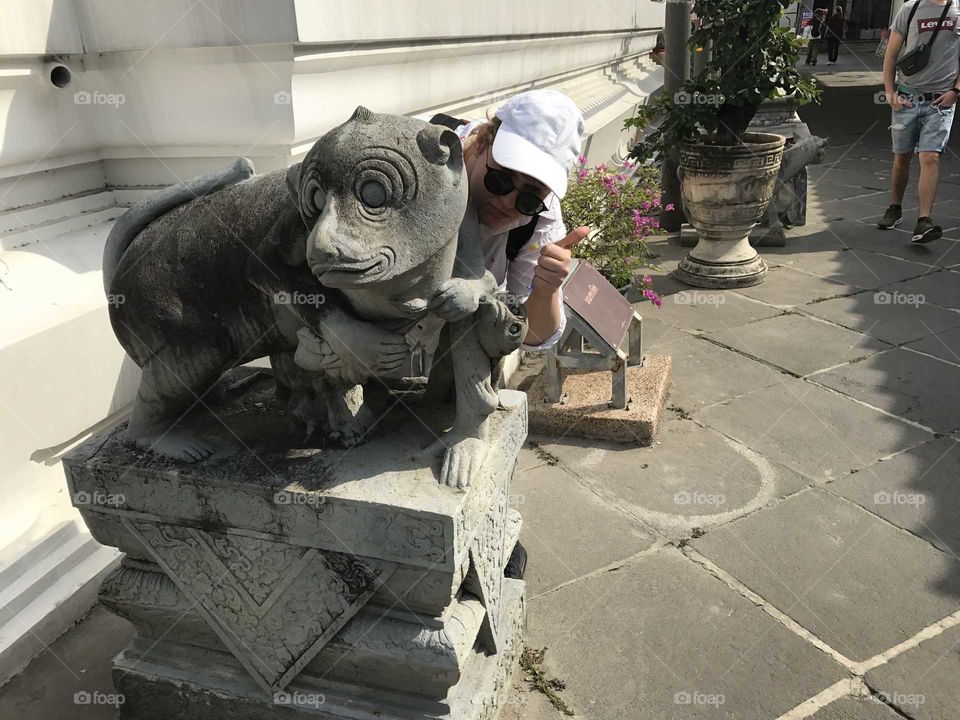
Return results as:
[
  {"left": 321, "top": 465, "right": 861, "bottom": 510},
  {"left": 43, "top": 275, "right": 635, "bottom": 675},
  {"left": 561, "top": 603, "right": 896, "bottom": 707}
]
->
[{"left": 530, "top": 226, "right": 590, "bottom": 296}]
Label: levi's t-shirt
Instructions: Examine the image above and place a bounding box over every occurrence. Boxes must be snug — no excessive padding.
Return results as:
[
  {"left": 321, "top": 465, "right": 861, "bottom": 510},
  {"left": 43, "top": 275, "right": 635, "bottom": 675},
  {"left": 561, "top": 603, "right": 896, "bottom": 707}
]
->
[{"left": 892, "top": 0, "right": 960, "bottom": 93}]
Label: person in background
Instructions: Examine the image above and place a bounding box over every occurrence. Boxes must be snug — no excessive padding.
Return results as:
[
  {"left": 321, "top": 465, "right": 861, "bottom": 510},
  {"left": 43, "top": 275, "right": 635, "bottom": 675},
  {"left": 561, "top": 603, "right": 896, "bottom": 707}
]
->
[
  {"left": 826, "top": 6, "right": 847, "bottom": 64},
  {"left": 805, "top": 9, "right": 828, "bottom": 65},
  {"left": 877, "top": 0, "right": 960, "bottom": 243}
]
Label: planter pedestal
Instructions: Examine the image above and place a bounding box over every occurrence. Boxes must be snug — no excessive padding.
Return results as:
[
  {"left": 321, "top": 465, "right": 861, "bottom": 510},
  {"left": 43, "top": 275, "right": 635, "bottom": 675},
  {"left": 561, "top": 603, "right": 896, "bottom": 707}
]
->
[{"left": 676, "top": 132, "right": 786, "bottom": 289}]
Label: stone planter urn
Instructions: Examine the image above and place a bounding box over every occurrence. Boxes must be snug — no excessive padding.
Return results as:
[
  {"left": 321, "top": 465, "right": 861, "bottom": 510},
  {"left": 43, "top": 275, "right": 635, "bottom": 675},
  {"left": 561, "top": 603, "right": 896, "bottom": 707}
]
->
[{"left": 675, "top": 132, "right": 786, "bottom": 288}]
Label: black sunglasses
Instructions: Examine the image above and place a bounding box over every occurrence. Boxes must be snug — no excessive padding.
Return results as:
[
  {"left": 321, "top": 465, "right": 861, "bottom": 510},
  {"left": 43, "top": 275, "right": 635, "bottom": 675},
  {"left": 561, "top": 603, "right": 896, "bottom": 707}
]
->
[{"left": 484, "top": 150, "right": 549, "bottom": 216}]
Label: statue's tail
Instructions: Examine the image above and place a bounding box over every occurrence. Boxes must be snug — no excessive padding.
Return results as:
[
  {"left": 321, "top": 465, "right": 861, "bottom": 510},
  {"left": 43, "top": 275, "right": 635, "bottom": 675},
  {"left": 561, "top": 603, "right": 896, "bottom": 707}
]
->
[{"left": 102, "top": 157, "right": 255, "bottom": 294}]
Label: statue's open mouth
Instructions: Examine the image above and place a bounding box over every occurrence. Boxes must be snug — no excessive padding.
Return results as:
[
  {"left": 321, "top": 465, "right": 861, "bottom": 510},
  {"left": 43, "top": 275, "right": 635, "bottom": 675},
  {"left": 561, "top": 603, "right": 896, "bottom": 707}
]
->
[{"left": 311, "top": 249, "right": 395, "bottom": 286}]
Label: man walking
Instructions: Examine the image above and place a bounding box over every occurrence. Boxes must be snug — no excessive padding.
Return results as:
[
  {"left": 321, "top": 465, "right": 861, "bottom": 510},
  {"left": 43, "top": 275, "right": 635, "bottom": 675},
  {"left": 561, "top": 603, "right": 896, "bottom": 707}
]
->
[
  {"left": 826, "top": 7, "right": 847, "bottom": 64},
  {"left": 878, "top": 0, "right": 960, "bottom": 243}
]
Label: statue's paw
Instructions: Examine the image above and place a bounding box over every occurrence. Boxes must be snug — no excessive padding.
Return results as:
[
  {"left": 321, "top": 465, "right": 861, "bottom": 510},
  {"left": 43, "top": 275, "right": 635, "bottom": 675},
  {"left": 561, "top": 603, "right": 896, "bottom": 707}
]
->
[
  {"left": 428, "top": 279, "right": 480, "bottom": 322},
  {"left": 439, "top": 436, "right": 489, "bottom": 491},
  {"left": 132, "top": 432, "right": 217, "bottom": 463},
  {"left": 329, "top": 407, "right": 375, "bottom": 448}
]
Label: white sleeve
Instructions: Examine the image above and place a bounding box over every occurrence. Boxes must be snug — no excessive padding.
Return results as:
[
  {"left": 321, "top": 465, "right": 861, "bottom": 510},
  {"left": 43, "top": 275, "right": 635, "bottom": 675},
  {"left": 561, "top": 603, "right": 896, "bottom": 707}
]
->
[{"left": 507, "top": 198, "right": 568, "bottom": 351}]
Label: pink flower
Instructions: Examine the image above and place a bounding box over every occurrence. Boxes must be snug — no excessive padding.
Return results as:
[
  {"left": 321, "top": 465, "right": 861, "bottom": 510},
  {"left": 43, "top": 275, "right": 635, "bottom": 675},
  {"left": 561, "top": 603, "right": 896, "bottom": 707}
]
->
[
  {"left": 642, "top": 288, "right": 663, "bottom": 308},
  {"left": 664, "top": 203, "right": 676, "bottom": 212},
  {"left": 577, "top": 168, "right": 588, "bottom": 180},
  {"left": 643, "top": 275, "right": 653, "bottom": 285},
  {"left": 578, "top": 155, "right": 588, "bottom": 165},
  {"left": 641, "top": 200, "right": 653, "bottom": 212}
]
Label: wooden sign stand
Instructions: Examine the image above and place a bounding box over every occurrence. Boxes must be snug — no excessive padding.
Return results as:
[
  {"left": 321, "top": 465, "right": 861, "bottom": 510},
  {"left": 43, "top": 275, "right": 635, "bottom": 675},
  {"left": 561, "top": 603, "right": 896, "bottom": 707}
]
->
[{"left": 543, "top": 261, "right": 644, "bottom": 410}]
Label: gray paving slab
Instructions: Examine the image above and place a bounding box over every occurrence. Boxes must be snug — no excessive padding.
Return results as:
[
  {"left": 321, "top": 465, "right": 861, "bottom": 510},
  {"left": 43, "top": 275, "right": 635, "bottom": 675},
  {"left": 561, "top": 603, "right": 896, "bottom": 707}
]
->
[
  {"left": 809, "top": 696, "right": 902, "bottom": 719},
  {"left": 762, "top": 223, "right": 850, "bottom": 257},
  {"left": 786, "top": 250, "right": 932, "bottom": 290},
  {"left": 734, "top": 266, "right": 861, "bottom": 308},
  {"left": 663, "top": 335, "right": 792, "bottom": 412},
  {"left": 524, "top": 549, "right": 845, "bottom": 720},
  {"left": 0, "top": 606, "right": 133, "bottom": 720},
  {"left": 809, "top": 348, "right": 960, "bottom": 433},
  {"left": 511, "top": 462, "right": 656, "bottom": 596},
  {"left": 536, "top": 417, "right": 811, "bottom": 538},
  {"left": 830, "top": 437, "right": 960, "bottom": 557},
  {"left": 827, "top": 222, "right": 960, "bottom": 265},
  {"left": 906, "top": 325, "right": 960, "bottom": 364},
  {"left": 695, "top": 377, "right": 932, "bottom": 483},
  {"left": 637, "top": 314, "right": 696, "bottom": 350},
  {"left": 651, "top": 289, "right": 783, "bottom": 335},
  {"left": 878, "top": 270, "right": 960, "bottom": 310},
  {"left": 703, "top": 313, "right": 890, "bottom": 377},
  {"left": 802, "top": 293, "right": 960, "bottom": 345},
  {"left": 864, "top": 625, "right": 960, "bottom": 720},
  {"left": 691, "top": 488, "right": 960, "bottom": 662}
]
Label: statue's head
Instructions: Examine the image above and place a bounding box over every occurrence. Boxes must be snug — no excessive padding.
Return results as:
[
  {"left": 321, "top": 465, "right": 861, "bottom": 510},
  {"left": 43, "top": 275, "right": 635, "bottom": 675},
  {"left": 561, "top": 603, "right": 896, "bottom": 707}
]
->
[{"left": 288, "top": 107, "right": 467, "bottom": 288}]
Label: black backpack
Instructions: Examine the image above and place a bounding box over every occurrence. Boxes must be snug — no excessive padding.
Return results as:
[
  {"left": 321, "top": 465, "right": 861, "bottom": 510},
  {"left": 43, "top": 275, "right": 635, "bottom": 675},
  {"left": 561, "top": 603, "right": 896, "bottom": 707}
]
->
[{"left": 429, "top": 113, "right": 541, "bottom": 262}]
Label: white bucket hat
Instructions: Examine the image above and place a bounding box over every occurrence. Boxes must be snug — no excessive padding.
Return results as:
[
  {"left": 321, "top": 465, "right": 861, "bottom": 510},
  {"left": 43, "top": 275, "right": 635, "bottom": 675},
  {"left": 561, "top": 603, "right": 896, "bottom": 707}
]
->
[{"left": 492, "top": 89, "right": 585, "bottom": 200}]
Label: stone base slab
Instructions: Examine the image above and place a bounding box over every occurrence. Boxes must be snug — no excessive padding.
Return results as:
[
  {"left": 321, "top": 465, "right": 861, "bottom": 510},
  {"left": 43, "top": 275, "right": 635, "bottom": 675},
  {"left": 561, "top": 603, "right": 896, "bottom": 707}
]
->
[
  {"left": 525, "top": 355, "right": 672, "bottom": 445},
  {"left": 111, "top": 578, "right": 525, "bottom": 720}
]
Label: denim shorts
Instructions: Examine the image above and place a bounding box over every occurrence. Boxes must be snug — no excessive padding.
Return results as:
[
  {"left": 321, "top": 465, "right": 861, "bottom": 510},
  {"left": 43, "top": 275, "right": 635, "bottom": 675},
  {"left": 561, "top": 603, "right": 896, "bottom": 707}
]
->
[{"left": 890, "top": 96, "right": 956, "bottom": 154}]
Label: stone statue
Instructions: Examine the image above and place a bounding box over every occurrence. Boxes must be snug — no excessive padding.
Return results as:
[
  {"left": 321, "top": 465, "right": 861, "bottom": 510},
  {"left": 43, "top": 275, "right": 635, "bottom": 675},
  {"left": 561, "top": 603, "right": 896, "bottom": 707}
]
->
[
  {"left": 761, "top": 132, "right": 828, "bottom": 242},
  {"left": 103, "top": 106, "right": 526, "bottom": 489}
]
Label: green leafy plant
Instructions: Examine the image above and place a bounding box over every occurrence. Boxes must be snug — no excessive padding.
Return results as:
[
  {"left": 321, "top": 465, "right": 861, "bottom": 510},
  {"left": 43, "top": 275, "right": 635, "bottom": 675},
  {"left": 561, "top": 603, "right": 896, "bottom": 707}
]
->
[
  {"left": 560, "top": 156, "right": 665, "bottom": 303},
  {"left": 626, "top": 0, "right": 820, "bottom": 155}
]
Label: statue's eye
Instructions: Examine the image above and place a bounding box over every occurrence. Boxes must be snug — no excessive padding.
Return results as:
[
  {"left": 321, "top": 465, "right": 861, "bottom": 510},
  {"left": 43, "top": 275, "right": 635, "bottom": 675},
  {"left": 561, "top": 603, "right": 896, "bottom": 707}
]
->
[
  {"left": 314, "top": 187, "right": 326, "bottom": 215},
  {"left": 303, "top": 177, "right": 325, "bottom": 218},
  {"left": 359, "top": 179, "right": 387, "bottom": 208}
]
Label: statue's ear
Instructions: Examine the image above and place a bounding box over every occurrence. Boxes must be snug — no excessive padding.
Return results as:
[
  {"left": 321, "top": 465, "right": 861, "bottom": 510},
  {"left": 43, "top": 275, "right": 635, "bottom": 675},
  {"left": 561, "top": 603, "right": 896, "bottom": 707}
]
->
[
  {"left": 286, "top": 162, "right": 301, "bottom": 201},
  {"left": 416, "top": 125, "right": 463, "bottom": 179}
]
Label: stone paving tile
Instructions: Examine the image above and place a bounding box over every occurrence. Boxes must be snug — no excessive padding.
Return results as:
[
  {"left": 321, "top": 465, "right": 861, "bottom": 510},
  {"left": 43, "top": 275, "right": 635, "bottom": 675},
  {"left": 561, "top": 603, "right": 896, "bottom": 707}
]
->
[
  {"left": 695, "top": 377, "right": 931, "bottom": 483},
  {"left": 511, "top": 462, "right": 656, "bottom": 596},
  {"left": 864, "top": 625, "right": 960, "bottom": 720},
  {"left": 826, "top": 222, "right": 960, "bottom": 265},
  {"left": 523, "top": 549, "right": 845, "bottom": 720},
  {"left": 760, "top": 223, "right": 850, "bottom": 257},
  {"left": 0, "top": 606, "right": 133, "bottom": 720},
  {"left": 786, "top": 249, "right": 932, "bottom": 290},
  {"left": 906, "top": 325, "right": 960, "bottom": 364},
  {"left": 877, "top": 270, "right": 960, "bottom": 310},
  {"left": 734, "top": 266, "right": 860, "bottom": 308},
  {"left": 663, "top": 336, "right": 792, "bottom": 412},
  {"left": 703, "top": 313, "right": 890, "bottom": 377},
  {"left": 536, "top": 418, "right": 811, "bottom": 539},
  {"left": 691, "top": 488, "right": 960, "bottom": 662},
  {"left": 809, "top": 348, "right": 960, "bottom": 433},
  {"left": 637, "top": 314, "right": 696, "bottom": 350},
  {"left": 809, "top": 696, "right": 902, "bottom": 719},
  {"left": 650, "top": 289, "right": 783, "bottom": 335},
  {"left": 802, "top": 293, "right": 960, "bottom": 345},
  {"left": 830, "top": 437, "right": 960, "bottom": 557}
]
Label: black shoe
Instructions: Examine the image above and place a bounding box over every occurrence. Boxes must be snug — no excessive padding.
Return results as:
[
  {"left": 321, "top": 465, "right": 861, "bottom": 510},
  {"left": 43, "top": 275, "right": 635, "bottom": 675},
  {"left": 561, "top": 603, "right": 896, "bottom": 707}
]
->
[
  {"left": 504, "top": 541, "right": 527, "bottom": 580},
  {"left": 877, "top": 205, "right": 903, "bottom": 230},
  {"left": 912, "top": 217, "right": 942, "bottom": 244}
]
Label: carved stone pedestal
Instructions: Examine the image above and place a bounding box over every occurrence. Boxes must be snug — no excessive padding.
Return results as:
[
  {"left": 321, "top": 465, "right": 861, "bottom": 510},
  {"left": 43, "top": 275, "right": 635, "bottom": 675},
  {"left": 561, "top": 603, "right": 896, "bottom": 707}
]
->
[{"left": 63, "top": 371, "right": 527, "bottom": 719}]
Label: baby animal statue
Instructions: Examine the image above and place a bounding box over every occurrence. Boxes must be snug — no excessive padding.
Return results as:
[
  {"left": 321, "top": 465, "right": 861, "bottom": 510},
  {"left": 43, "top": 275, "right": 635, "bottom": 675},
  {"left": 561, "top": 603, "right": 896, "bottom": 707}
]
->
[{"left": 103, "top": 106, "right": 526, "bottom": 489}]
